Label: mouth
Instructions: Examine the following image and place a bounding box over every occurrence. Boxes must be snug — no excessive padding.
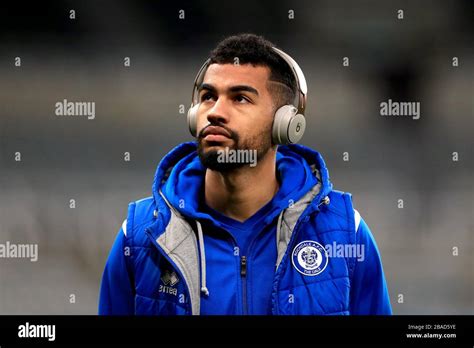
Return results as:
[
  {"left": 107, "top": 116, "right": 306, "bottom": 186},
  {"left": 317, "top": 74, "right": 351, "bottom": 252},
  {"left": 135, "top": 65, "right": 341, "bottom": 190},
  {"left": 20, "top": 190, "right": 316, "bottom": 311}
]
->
[
  {"left": 204, "top": 134, "right": 230, "bottom": 142},
  {"left": 201, "top": 126, "right": 232, "bottom": 143}
]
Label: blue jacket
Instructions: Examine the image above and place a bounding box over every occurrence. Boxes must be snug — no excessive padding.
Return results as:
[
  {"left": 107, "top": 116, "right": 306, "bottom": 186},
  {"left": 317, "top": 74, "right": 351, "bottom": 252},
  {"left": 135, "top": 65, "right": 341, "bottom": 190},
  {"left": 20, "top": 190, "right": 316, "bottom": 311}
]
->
[{"left": 99, "top": 142, "right": 392, "bottom": 315}]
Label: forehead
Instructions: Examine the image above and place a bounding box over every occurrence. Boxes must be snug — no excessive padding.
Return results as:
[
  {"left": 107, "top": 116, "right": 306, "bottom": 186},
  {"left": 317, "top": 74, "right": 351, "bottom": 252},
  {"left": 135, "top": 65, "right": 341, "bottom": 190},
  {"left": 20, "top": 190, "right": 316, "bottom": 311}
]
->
[{"left": 202, "top": 63, "right": 271, "bottom": 91}]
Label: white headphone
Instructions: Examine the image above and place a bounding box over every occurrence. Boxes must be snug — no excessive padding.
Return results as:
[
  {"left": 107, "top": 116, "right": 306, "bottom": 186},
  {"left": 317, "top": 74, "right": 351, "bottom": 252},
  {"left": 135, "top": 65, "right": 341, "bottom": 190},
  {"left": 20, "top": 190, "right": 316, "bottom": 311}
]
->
[{"left": 187, "top": 47, "right": 308, "bottom": 145}]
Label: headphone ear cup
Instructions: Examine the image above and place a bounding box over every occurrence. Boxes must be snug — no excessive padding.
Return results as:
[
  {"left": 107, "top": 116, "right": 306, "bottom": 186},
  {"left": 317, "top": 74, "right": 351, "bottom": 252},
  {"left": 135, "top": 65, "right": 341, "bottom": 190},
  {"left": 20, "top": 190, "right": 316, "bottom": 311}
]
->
[
  {"left": 187, "top": 104, "right": 200, "bottom": 137},
  {"left": 287, "top": 113, "right": 306, "bottom": 144},
  {"left": 272, "top": 105, "right": 306, "bottom": 145}
]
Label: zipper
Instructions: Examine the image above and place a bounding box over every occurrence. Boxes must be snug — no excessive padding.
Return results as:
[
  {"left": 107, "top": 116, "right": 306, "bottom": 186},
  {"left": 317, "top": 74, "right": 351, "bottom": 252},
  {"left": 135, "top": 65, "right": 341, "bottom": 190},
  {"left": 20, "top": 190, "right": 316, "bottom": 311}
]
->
[
  {"left": 238, "top": 213, "right": 287, "bottom": 315},
  {"left": 222, "top": 232, "right": 249, "bottom": 316},
  {"left": 240, "top": 255, "right": 248, "bottom": 315},
  {"left": 219, "top": 230, "right": 250, "bottom": 316},
  {"left": 239, "top": 228, "right": 263, "bottom": 315}
]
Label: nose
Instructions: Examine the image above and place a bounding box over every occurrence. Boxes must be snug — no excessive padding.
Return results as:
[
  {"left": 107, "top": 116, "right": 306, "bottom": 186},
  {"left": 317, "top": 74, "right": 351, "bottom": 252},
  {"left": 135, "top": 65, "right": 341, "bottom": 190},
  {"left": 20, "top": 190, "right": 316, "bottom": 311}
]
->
[{"left": 206, "top": 98, "right": 230, "bottom": 125}]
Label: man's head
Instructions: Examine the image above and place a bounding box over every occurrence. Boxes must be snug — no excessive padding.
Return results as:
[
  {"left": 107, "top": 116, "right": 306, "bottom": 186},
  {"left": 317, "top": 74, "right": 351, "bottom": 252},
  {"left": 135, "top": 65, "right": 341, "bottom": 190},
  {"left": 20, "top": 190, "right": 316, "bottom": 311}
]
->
[{"left": 196, "top": 33, "right": 298, "bottom": 172}]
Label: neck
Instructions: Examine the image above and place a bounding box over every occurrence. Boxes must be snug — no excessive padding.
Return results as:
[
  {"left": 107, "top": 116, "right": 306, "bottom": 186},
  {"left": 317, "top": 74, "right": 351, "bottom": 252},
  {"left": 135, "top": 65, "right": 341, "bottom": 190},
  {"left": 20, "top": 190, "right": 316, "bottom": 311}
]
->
[{"left": 204, "top": 148, "right": 279, "bottom": 222}]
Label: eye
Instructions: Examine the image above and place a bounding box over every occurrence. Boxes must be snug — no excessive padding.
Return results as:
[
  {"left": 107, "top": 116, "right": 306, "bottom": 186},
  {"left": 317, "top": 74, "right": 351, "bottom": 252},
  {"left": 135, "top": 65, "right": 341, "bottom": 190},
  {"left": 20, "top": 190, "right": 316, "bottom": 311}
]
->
[
  {"left": 234, "top": 95, "right": 250, "bottom": 103},
  {"left": 201, "top": 92, "right": 215, "bottom": 102}
]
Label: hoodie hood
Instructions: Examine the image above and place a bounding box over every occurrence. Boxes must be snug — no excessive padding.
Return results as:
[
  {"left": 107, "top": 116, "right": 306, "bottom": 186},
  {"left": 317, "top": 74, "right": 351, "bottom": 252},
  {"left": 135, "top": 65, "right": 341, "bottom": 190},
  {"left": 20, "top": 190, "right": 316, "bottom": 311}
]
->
[{"left": 152, "top": 141, "right": 333, "bottom": 226}]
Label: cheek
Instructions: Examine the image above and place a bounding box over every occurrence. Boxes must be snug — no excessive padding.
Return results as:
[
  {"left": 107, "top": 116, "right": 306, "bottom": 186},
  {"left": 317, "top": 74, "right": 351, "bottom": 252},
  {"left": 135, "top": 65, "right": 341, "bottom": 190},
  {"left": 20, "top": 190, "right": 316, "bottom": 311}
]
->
[
  {"left": 256, "top": 106, "right": 275, "bottom": 129},
  {"left": 243, "top": 108, "right": 274, "bottom": 135},
  {"left": 196, "top": 105, "right": 209, "bottom": 130}
]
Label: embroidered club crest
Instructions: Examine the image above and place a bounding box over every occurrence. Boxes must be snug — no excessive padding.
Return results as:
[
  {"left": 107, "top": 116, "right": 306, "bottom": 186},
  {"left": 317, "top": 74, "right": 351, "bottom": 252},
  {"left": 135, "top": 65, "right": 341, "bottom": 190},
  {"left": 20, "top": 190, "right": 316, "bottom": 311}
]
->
[{"left": 291, "top": 240, "right": 328, "bottom": 276}]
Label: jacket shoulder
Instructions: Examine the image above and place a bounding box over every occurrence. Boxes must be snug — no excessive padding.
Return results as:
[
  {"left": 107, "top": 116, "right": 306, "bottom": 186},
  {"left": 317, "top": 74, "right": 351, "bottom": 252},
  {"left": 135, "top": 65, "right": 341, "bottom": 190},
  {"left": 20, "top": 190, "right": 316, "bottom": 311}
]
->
[
  {"left": 318, "top": 189, "right": 356, "bottom": 233},
  {"left": 124, "top": 196, "right": 157, "bottom": 246},
  {"left": 328, "top": 189, "right": 353, "bottom": 212}
]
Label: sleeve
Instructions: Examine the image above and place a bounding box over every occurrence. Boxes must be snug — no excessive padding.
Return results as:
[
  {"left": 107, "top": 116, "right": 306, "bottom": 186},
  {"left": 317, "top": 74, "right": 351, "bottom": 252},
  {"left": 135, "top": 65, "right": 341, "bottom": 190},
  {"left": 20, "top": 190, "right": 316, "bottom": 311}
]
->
[
  {"left": 349, "top": 214, "right": 392, "bottom": 315},
  {"left": 98, "top": 221, "right": 135, "bottom": 315}
]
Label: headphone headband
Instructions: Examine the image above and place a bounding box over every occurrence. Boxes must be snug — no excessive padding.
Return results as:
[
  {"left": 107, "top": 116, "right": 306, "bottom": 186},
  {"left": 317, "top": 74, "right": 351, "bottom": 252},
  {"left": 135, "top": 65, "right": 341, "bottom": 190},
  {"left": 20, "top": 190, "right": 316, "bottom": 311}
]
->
[{"left": 190, "top": 47, "right": 307, "bottom": 115}]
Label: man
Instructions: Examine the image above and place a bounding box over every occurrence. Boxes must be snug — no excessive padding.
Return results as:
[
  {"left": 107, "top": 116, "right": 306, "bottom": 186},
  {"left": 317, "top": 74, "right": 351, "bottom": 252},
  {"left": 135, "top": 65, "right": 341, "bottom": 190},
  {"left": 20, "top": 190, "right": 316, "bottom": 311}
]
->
[{"left": 99, "top": 33, "right": 392, "bottom": 315}]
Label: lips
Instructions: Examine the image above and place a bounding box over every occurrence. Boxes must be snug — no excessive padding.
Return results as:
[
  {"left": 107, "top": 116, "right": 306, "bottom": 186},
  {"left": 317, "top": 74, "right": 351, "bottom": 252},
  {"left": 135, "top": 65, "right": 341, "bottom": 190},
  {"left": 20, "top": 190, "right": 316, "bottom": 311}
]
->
[
  {"left": 201, "top": 126, "right": 232, "bottom": 142},
  {"left": 202, "top": 126, "right": 231, "bottom": 138}
]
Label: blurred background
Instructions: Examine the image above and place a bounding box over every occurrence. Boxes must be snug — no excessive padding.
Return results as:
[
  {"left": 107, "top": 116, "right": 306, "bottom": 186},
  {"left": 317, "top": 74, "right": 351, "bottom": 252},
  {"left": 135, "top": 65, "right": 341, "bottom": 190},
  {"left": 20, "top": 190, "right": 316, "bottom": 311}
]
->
[{"left": 0, "top": 0, "right": 472, "bottom": 314}]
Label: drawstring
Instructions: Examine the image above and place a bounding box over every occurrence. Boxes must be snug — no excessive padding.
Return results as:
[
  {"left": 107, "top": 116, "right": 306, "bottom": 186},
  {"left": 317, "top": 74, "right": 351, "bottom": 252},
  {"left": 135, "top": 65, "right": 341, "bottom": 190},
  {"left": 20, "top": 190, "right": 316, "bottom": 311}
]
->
[
  {"left": 196, "top": 220, "right": 209, "bottom": 297},
  {"left": 158, "top": 189, "right": 210, "bottom": 297},
  {"left": 275, "top": 209, "right": 285, "bottom": 256}
]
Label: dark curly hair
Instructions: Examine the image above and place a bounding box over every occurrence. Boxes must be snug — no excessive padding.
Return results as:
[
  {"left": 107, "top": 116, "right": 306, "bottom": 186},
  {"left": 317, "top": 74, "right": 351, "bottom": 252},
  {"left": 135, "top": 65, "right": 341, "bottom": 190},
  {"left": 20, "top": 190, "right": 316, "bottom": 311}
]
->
[{"left": 209, "top": 33, "right": 297, "bottom": 108}]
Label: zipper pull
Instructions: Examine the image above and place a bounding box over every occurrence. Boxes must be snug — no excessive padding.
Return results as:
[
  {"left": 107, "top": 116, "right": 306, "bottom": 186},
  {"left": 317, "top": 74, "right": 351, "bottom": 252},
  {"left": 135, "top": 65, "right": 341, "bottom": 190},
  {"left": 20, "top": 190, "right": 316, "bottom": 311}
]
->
[{"left": 240, "top": 256, "right": 247, "bottom": 277}]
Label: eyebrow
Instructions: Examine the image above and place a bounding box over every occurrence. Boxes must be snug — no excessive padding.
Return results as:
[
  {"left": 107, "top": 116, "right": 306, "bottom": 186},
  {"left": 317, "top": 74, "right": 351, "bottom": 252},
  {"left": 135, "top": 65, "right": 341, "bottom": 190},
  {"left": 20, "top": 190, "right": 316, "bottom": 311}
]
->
[{"left": 198, "top": 83, "right": 259, "bottom": 96}]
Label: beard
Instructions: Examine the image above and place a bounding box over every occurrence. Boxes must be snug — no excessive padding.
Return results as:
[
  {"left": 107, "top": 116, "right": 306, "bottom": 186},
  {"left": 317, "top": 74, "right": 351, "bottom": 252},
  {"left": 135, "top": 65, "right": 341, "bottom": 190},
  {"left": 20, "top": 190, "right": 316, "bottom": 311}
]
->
[{"left": 197, "top": 122, "right": 273, "bottom": 172}]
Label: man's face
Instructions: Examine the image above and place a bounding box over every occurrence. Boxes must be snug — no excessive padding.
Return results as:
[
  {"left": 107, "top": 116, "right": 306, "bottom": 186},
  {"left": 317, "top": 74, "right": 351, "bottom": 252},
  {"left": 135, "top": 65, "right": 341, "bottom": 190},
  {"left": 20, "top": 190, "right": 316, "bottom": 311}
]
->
[{"left": 196, "top": 63, "right": 275, "bottom": 171}]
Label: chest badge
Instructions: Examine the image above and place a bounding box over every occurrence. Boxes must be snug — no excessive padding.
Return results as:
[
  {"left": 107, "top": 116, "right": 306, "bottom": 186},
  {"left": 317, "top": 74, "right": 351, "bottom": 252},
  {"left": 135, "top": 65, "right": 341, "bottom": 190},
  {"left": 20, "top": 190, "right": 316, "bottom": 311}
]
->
[
  {"left": 292, "top": 240, "right": 328, "bottom": 276},
  {"left": 161, "top": 270, "right": 179, "bottom": 286},
  {"left": 159, "top": 270, "right": 180, "bottom": 296}
]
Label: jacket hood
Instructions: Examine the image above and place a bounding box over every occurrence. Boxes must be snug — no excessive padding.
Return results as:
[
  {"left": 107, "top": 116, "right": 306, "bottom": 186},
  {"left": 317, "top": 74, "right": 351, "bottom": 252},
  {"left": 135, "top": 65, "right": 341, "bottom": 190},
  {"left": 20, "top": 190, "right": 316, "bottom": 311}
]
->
[{"left": 152, "top": 141, "right": 333, "bottom": 226}]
